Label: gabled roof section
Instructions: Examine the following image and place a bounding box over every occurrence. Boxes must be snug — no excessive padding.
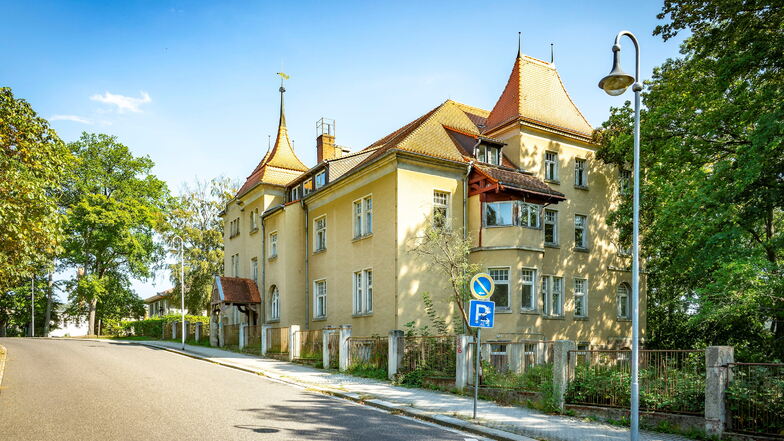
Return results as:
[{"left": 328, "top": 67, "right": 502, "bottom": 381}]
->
[
  {"left": 484, "top": 53, "right": 593, "bottom": 138},
  {"left": 211, "top": 276, "right": 261, "bottom": 305},
  {"left": 236, "top": 86, "right": 308, "bottom": 198},
  {"left": 356, "top": 100, "right": 485, "bottom": 168}
]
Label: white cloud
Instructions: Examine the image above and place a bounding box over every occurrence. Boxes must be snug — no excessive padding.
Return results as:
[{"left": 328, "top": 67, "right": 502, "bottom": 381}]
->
[
  {"left": 90, "top": 91, "right": 152, "bottom": 113},
  {"left": 50, "top": 114, "right": 93, "bottom": 124}
]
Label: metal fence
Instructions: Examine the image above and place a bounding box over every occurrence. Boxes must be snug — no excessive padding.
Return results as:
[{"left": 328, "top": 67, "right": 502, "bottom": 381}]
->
[
  {"left": 327, "top": 332, "right": 339, "bottom": 369},
  {"left": 726, "top": 363, "right": 784, "bottom": 436},
  {"left": 223, "top": 324, "right": 240, "bottom": 347},
  {"left": 348, "top": 336, "right": 388, "bottom": 373},
  {"left": 297, "top": 329, "right": 323, "bottom": 362},
  {"left": 265, "top": 326, "right": 289, "bottom": 355},
  {"left": 398, "top": 336, "right": 457, "bottom": 378},
  {"left": 566, "top": 349, "right": 705, "bottom": 415},
  {"left": 468, "top": 341, "right": 554, "bottom": 392}
]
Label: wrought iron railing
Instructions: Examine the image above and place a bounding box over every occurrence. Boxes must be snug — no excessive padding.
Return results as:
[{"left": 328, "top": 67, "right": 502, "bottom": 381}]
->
[{"left": 726, "top": 362, "right": 784, "bottom": 436}]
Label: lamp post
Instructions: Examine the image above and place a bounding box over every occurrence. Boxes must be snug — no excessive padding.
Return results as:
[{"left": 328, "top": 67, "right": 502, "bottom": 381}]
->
[
  {"left": 173, "top": 235, "right": 185, "bottom": 350},
  {"left": 31, "top": 276, "right": 34, "bottom": 337},
  {"left": 599, "top": 30, "right": 642, "bottom": 441}
]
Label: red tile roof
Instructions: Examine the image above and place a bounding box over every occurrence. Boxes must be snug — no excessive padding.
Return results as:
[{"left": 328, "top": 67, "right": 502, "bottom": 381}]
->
[{"left": 212, "top": 276, "right": 261, "bottom": 304}]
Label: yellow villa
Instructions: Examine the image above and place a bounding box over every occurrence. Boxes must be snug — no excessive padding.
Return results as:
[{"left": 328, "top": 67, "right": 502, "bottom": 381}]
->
[{"left": 217, "top": 48, "right": 644, "bottom": 349}]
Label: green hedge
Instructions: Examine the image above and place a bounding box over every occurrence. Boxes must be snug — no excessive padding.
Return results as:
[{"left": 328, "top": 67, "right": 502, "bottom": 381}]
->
[{"left": 107, "top": 315, "right": 209, "bottom": 338}]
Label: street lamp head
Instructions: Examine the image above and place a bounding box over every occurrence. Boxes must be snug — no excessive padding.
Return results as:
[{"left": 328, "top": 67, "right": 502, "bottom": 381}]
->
[{"left": 599, "top": 44, "right": 634, "bottom": 96}]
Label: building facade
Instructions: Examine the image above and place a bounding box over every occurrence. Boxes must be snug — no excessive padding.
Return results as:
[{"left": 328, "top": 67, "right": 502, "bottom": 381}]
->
[{"left": 219, "top": 50, "right": 644, "bottom": 348}]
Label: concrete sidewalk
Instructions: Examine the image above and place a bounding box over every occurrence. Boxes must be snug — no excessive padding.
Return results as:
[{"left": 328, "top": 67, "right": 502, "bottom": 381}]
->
[{"left": 133, "top": 340, "right": 690, "bottom": 441}]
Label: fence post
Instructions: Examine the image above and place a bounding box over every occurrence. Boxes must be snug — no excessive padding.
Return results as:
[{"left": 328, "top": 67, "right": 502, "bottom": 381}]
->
[
  {"left": 209, "top": 317, "right": 218, "bottom": 346},
  {"left": 508, "top": 343, "right": 523, "bottom": 374},
  {"left": 339, "top": 325, "right": 352, "bottom": 372},
  {"left": 239, "top": 323, "right": 247, "bottom": 349},
  {"left": 387, "top": 330, "right": 404, "bottom": 380},
  {"left": 455, "top": 335, "right": 473, "bottom": 392},
  {"left": 219, "top": 321, "right": 225, "bottom": 347},
  {"left": 172, "top": 322, "right": 177, "bottom": 340},
  {"left": 551, "top": 340, "right": 576, "bottom": 412},
  {"left": 184, "top": 321, "right": 189, "bottom": 341},
  {"left": 322, "top": 328, "right": 333, "bottom": 369},
  {"left": 289, "top": 325, "right": 300, "bottom": 361},
  {"left": 705, "top": 346, "right": 733, "bottom": 437},
  {"left": 261, "top": 324, "right": 271, "bottom": 355},
  {"left": 195, "top": 322, "right": 202, "bottom": 342}
]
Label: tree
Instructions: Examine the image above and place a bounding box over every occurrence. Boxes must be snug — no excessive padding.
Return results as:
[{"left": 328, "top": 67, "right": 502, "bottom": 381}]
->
[
  {"left": 596, "top": 0, "right": 783, "bottom": 360},
  {"left": 163, "top": 177, "right": 236, "bottom": 314},
  {"left": 410, "top": 212, "right": 479, "bottom": 333},
  {"left": 0, "top": 87, "right": 74, "bottom": 291},
  {"left": 61, "top": 133, "right": 170, "bottom": 335}
]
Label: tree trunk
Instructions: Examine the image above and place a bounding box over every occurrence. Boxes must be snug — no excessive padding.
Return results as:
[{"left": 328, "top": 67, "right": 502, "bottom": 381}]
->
[
  {"left": 88, "top": 298, "right": 97, "bottom": 336},
  {"left": 43, "top": 271, "right": 53, "bottom": 337}
]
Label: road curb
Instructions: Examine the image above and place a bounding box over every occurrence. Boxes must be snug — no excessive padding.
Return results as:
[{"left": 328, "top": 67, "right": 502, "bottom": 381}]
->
[
  {"left": 0, "top": 344, "right": 6, "bottom": 395},
  {"left": 136, "top": 342, "right": 534, "bottom": 441}
]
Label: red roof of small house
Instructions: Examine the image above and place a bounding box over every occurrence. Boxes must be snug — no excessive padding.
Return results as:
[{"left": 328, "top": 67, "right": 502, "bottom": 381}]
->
[{"left": 211, "top": 276, "right": 261, "bottom": 304}]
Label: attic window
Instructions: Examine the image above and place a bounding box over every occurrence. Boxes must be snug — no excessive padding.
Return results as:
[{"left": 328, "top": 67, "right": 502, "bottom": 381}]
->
[
  {"left": 315, "top": 171, "right": 326, "bottom": 189},
  {"left": 477, "top": 143, "right": 502, "bottom": 166}
]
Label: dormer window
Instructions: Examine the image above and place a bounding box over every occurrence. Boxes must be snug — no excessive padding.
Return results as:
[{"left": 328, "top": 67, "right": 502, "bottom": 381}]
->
[
  {"left": 315, "top": 170, "right": 326, "bottom": 189},
  {"left": 290, "top": 185, "right": 301, "bottom": 202},
  {"left": 476, "top": 143, "right": 502, "bottom": 166}
]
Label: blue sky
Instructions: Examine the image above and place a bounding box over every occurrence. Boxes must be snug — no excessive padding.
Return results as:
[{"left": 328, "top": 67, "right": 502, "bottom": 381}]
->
[{"left": 2, "top": 0, "right": 685, "bottom": 301}]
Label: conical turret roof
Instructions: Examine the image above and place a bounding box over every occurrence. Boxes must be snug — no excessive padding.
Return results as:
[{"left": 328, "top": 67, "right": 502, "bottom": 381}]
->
[
  {"left": 236, "top": 86, "right": 308, "bottom": 197},
  {"left": 484, "top": 53, "right": 593, "bottom": 138}
]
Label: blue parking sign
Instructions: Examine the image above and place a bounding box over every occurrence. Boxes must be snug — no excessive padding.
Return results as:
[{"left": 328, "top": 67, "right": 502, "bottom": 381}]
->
[{"left": 468, "top": 300, "right": 495, "bottom": 328}]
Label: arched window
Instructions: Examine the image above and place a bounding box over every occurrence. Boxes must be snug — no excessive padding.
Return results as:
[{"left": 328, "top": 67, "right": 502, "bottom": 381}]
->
[
  {"left": 269, "top": 286, "right": 280, "bottom": 320},
  {"left": 617, "top": 283, "right": 630, "bottom": 319}
]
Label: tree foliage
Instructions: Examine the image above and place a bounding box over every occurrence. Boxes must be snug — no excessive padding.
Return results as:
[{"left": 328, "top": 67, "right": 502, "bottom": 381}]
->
[
  {"left": 0, "top": 87, "right": 74, "bottom": 290},
  {"left": 410, "top": 212, "right": 479, "bottom": 333},
  {"left": 163, "top": 177, "right": 236, "bottom": 314},
  {"left": 61, "top": 133, "right": 170, "bottom": 335},
  {"left": 596, "top": 0, "right": 783, "bottom": 360}
]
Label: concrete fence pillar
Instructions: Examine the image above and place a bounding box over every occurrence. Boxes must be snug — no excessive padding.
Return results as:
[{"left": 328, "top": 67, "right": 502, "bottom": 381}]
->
[
  {"left": 195, "top": 322, "right": 202, "bottom": 342},
  {"left": 209, "top": 318, "right": 218, "bottom": 346},
  {"left": 387, "top": 330, "right": 404, "bottom": 380},
  {"left": 239, "top": 323, "right": 247, "bottom": 349},
  {"left": 172, "top": 322, "right": 177, "bottom": 340},
  {"left": 339, "top": 325, "right": 352, "bottom": 372},
  {"left": 551, "top": 340, "right": 576, "bottom": 411},
  {"left": 322, "top": 328, "right": 334, "bottom": 369},
  {"left": 509, "top": 343, "right": 523, "bottom": 374},
  {"left": 288, "top": 325, "right": 300, "bottom": 361},
  {"left": 455, "top": 335, "right": 473, "bottom": 392},
  {"left": 219, "top": 321, "right": 225, "bottom": 347},
  {"left": 705, "top": 346, "right": 734, "bottom": 437},
  {"left": 260, "top": 324, "right": 271, "bottom": 355}
]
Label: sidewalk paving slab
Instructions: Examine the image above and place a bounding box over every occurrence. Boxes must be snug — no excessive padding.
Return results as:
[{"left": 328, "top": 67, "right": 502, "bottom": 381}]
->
[{"left": 111, "top": 339, "right": 693, "bottom": 441}]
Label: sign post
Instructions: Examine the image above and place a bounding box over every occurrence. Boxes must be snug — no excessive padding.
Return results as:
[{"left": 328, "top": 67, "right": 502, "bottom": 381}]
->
[{"left": 468, "top": 273, "right": 495, "bottom": 419}]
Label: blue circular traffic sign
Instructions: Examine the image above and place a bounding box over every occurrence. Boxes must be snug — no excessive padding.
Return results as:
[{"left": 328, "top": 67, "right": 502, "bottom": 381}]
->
[{"left": 470, "top": 273, "right": 495, "bottom": 300}]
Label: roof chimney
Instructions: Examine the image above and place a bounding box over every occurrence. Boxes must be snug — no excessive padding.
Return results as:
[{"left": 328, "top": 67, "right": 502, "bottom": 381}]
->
[{"left": 316, "top": 118, "right": 339, "bottom": 163}]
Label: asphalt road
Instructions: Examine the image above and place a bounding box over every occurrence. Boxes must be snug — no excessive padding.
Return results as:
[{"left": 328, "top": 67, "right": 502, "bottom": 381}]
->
[{"left": 0, "top": 338, "right": 487, "bottom": 441}]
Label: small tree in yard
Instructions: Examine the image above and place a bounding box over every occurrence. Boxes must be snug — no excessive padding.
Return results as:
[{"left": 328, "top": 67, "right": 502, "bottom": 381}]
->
[{"left": 410, "top": 212, "right": 479, "bottom": 333}]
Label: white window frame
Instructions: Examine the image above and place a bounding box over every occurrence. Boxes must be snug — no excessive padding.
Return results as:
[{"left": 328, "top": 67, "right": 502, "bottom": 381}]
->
[
  {"left": 313, "top": 279, "right": 327, "bottom": 319},
  {"left": 483, "top": 201, "right": 542, "bottom": 228},
  {"left": 269, "top": 231, "right": 278, "bottom": 258},
  {"left": 545, "top": 151, "right": 559, "bottom": 181},
  {"left": 617, "top": 283, "right": 631, "bottom": 319},
  {"left": 251, "top": 257, "right": 258, "bottom": 283},
  {"left": 433, "top": 190, "right": 451, "bottom": 228},
  {"left": 314, "top": 216, "right": 327, "bottom": 252},
  {"left": 270, "top": 286, "right": 280, "bottom": 320},
  {"left": 231, "top": 254, "right": 239, "bottom": 277},
  {"left": 542, "top": 275, "right": 563, "bottom": 317},
  {"left": 353, "top": 269, "right": 373, "bottom": 315},
  {"left": 575, "top": 158, "right": 588, "bottom": 187},
  {"left": 544, "top": 209, "right": 558, "bottom": 246},
  {"left": 352, "top": 195, "right": 373, "bottom": 239},
  {"left": 574, "top": 215, "right": 588, "bottom": 249},
  {"left": 574, "top": 278, "right": 587, "bottom": 318},
  {"left": 488, "top": 267, "right": 511, "bottom": 310},
  {"left": 520, "top": 268, "right": 537, "bottom": 311}
]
